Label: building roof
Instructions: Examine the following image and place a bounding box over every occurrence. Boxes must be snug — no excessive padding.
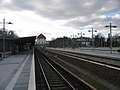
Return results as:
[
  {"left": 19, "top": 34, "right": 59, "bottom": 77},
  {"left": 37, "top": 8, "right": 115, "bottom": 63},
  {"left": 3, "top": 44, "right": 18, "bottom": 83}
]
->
[
  {"left": 13, "top": 36, "right": 36, "bottom": 45},
  {"left": 37, "top": 34, "right": 46, "bottom": 39}
]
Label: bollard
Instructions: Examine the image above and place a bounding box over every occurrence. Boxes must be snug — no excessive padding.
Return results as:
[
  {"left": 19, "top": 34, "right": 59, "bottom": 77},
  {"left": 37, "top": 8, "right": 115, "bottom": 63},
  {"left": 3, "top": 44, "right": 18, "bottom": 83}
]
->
[{"left": 0, "top": 53, "right": 2, "bottom": 60}]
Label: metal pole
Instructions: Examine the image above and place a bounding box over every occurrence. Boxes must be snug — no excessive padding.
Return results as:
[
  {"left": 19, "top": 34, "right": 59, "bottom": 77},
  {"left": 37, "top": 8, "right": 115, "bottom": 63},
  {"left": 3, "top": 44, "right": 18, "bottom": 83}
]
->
[
  {"left": 101, "top": 37, "right": 102, "bottom": 47},
  {"left": 92, "top": 28, "right": 94, "bottom": 52},
  {"left": 81, "top": 32, "right": 82, "bottom": 51},
  {"left": 3, "top": 18, "right": 5, "bottom": 58},
  {"left": 110, "top": 23, "right": 112, "bottom": 54},
  {"left": 105, "top": 23, "right": 117, "bottom": 53}
]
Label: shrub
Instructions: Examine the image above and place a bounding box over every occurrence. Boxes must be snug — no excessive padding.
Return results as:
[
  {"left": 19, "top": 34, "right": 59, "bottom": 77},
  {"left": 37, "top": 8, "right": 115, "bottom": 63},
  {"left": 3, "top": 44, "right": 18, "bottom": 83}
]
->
[{"left": 118, "top": 49, "right": 120, "bottom": 52}]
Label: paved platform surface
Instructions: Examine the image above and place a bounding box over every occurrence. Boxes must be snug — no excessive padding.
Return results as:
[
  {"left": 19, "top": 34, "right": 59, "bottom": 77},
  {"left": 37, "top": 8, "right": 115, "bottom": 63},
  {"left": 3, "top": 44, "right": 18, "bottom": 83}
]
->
[
  {"left": 48, "top": 47, "right": 120, "bottom": 59},
  {"left": 0, "top": 50, "right": 35, "bottom": 90}
]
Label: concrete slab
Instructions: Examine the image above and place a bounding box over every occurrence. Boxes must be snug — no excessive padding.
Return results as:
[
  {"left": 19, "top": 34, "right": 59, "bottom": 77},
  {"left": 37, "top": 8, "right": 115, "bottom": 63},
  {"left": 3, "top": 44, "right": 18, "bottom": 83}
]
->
[
  {"left": 0, "top": 54, "right": 27, "bottom": 89},
  {"left": 28, "top": 51, "right": 36, "bottom": 90},
  {"left": 0, "top": 50, "right": 35, "bottom": 90},
  {"left": 49, "top": 48, "right": 120, "bottom": 59}
]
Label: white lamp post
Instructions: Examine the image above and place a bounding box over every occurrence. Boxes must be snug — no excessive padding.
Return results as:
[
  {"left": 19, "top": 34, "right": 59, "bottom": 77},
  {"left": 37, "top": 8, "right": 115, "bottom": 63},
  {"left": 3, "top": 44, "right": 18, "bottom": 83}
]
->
[
  {"left": 2, "top": 18, "right": 13, "bottom": 58},
  {"left": 88, "top": 28, "right": 97, "bottom": 52},
  {"left": 78, "top": 32, "right": 85, "bottom": 51},
  {"left": 105, "top": 23, "right": 117, "bottom": 54}
]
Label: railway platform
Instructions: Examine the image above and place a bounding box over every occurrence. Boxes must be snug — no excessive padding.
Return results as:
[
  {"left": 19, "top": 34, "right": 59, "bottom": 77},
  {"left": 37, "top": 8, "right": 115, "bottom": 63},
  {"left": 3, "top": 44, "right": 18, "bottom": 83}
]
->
[
  {"left": 0, "top": 50, "right": 35, "bottom": 90},
  {"left": 49, "top": 47, "right": 120, "bottom": 60}
]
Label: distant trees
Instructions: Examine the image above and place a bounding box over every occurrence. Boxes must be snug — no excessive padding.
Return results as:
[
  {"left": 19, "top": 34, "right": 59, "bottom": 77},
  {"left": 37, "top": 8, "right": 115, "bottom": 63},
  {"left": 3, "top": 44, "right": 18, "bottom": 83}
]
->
[
  {"left": 49, "top": 33, "right": 120, "bottom": 48},
  {"left": 49, "top": 36, "right": 71, "bottom": 48},
  {"left": 0, "top": 28, "right": 18, "bottom": 52},
  {"left": 49, "top": 36, "right": 91, "bottom": 48},
  {"left": 94, "top": 33, "right": 105, "bottom": 47},
  {"left": 0, "top": 29, "right": 18, "bottom": 38},
  {"left": 112, "top": 34, "right": 120, "bottom": 47}
]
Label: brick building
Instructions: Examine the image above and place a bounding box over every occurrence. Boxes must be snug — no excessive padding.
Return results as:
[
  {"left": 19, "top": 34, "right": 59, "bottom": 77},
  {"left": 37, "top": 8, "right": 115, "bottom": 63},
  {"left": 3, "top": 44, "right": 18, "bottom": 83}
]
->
[{"left": 36, "top": 34, "right": 46, "bottom": 46}]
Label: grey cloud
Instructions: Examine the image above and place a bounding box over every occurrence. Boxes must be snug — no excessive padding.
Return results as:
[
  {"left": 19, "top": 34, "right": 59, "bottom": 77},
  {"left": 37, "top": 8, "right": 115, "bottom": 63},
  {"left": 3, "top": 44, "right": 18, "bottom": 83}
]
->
[
  {"left": 4, "top": 0, "right": 36, "bottom": 11},
  {"left": 64, "top": 13, "right": 120, "bottom": 32},
  {"left": 35, "top": 0, "right": 107, "bottom": 19},
  {"left": 2, "top": 0, "right": 120, "bottom": 31},
  {"left": 3, "top": 0, "right": 119, "bottom": 19}
]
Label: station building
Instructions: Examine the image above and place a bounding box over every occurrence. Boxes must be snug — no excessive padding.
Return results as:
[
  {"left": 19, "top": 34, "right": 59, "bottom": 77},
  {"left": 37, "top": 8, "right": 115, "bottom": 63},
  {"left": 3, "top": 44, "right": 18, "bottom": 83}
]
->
[
  {"left": 36, "top": 34, "right": 46, "bottom": 46},
  {"left": 0, "top": 36, "right": 36, "bottom": 52}
]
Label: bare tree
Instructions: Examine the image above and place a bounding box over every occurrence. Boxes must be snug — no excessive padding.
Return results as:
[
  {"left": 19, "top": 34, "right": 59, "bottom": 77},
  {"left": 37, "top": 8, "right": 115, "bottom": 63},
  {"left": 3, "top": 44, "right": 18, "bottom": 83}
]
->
[{"left": 0, "top": 29, "right": 18, "bottom": 38}]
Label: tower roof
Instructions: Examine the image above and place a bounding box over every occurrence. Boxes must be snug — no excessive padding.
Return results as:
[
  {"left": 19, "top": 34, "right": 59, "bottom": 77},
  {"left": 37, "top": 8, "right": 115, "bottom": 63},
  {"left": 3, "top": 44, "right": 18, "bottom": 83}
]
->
[{"left": 37, "top": 34, "right": 46, "bottom": 39}]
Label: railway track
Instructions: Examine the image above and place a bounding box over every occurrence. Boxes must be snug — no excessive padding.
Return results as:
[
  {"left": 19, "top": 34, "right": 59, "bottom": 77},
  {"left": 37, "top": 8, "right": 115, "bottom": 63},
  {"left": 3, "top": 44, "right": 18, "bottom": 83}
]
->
[
  {"left": 35, "top": 49, "right": 93, "bottom": 90},
  {"left": 46, "top": 49, "right": 120, "bottom": 69},
  {"left": 46, "top": 49, "right": 120, "bottom": 67},
  {"left": 44, "top": 48, "right": 120, "bottom": 90}
]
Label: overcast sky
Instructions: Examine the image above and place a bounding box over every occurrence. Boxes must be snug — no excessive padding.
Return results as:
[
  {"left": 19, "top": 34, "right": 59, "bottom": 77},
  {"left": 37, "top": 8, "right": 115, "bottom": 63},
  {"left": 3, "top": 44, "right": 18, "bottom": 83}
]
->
[{"left": 0, "top": 0, "right": 120, "bottom": 40}]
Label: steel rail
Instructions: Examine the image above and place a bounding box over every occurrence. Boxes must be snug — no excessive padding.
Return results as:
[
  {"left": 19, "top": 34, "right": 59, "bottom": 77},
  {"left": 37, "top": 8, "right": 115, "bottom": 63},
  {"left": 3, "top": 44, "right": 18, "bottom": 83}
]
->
[
  {"left": 44, "top": 49, "right": 120, "bottom": 89},
  {"left": 50, "top": 50, "right": 120, "bottom": 71},
  {"left": 36, "top": 49, "right": 94, "bottom": 90},
  {"left": 63, "top": 52, "right": 120, "bottom": 71},
  {"left": 40, "top": 53, "right": 76, "bottom": 90},
  {"left": 36, "top": 53, "right": 51, "bottom": 90}
]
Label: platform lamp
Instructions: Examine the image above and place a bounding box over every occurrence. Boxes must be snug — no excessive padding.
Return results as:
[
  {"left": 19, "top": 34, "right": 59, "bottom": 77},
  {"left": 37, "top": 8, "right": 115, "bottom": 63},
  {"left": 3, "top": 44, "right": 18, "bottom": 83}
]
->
[
  {"left": 105, "top": 23, "right": 117, "bottom": 54},
  {"left": 78, "top": 32, "right": 85, "bottom": 51},
  {"left": 2, "top": 18, "right": 13, "bottom": 58},
  {"left": 88, "top": 28, "right": 97, "bottom": 52}
]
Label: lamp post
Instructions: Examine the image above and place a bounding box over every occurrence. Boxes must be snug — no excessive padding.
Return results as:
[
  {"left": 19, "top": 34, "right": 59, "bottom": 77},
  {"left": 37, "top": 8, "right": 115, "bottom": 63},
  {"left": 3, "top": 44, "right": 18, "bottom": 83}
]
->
[
  {"left": 70, "top": 35, "right": 74, "bottom": 49},
  {"left": 2, "top": 18, "right": 13, "bottom": 58},
  {"left": 88, "top": 28, "right": 97, "bottom": 52},
  {"left": 105, "top": 23, "right": 117, "bottom": 54},
  {"left": 70, "top": 35, "right": 76, "bottom": 49},
  {"left": 78, "top": 32, "right": 85, "bottom": 51}
]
